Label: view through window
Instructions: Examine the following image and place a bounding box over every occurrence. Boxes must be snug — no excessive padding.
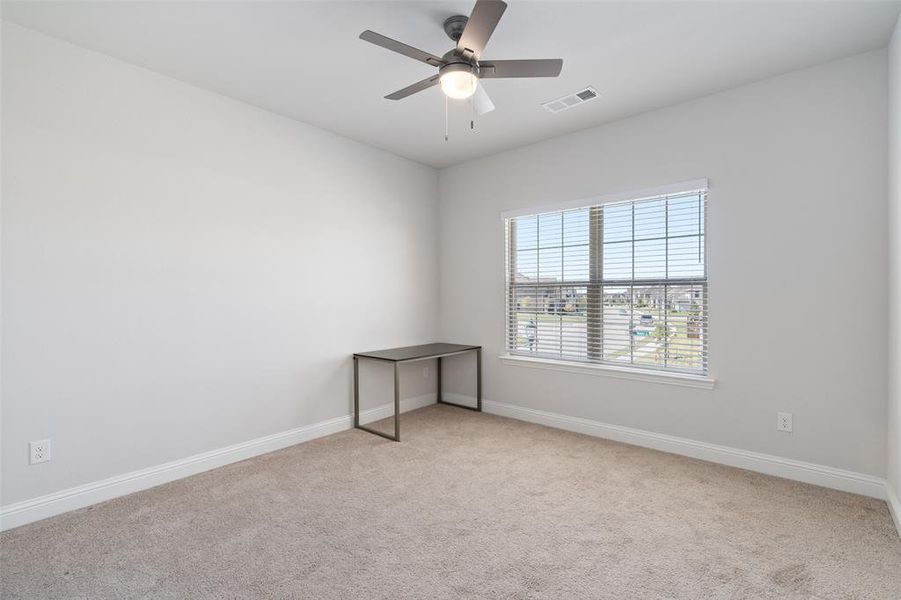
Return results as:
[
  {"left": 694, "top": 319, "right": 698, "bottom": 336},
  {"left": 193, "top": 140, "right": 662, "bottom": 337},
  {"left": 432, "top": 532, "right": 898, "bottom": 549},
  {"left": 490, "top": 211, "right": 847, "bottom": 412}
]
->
[{"left": 505, "top": 189, "right": 708, "bottom": 375}]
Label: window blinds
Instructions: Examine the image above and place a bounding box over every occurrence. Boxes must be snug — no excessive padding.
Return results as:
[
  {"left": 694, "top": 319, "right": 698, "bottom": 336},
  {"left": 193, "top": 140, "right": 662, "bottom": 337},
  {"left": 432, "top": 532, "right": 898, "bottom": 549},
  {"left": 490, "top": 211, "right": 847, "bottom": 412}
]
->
[{"left": 505, "top": 189, "right": 708, "bottom": 375}]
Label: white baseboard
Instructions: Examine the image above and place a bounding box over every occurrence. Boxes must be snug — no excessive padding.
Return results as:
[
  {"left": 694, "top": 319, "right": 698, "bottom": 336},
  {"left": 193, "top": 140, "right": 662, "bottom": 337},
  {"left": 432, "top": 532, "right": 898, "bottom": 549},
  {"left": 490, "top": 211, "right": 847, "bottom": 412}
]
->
[
  {"left": 887, "top": 483, "right": 901, "bottom": 539},
  {"left": 0, "top": 394, "right": 435, "bottom": 532},
  {"left": 472, "top": 397, "right": 888, "bottom": 500},
  {"left": 357, "top": 393, "right": 436, "bottom": 425},
  {"left": 4, "top": 394, "right": 894, "bottom": 534}
]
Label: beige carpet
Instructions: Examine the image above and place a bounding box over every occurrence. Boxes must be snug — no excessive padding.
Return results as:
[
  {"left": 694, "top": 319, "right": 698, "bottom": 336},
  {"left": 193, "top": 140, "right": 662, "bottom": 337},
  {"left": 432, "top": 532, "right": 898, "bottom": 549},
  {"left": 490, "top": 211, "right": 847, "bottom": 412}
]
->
[{"left": 2, "top": 405, "right": 900, "bottom": 599}]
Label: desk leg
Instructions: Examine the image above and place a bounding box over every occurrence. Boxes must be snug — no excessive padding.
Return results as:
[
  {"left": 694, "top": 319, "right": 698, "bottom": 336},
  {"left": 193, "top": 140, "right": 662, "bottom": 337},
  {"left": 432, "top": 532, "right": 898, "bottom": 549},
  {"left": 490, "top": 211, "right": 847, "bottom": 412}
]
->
[
  {"left": 436, "top": 348, "right": 482, "bottom": 412},
  {"left": 353, "top": 356, "right": 359, "bottom": 428},
  {"left": 356, "top": 357, "right": 401, "bottom": 442},
  {"left": 437, "top": 357, "right": 442, "bottom": 403},
  {"left": 476, "top": 347, "right": 482, "bottom": 412},
  {"left": 393, "top": 361, "right": 400, "bottom": 442}
]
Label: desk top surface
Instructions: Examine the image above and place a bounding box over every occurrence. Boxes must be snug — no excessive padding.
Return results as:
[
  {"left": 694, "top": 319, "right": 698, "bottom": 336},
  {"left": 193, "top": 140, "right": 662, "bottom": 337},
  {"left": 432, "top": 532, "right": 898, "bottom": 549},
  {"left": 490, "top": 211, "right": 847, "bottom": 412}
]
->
[{"left": 353, "top": 343, "right": 480, "bottom": 362}]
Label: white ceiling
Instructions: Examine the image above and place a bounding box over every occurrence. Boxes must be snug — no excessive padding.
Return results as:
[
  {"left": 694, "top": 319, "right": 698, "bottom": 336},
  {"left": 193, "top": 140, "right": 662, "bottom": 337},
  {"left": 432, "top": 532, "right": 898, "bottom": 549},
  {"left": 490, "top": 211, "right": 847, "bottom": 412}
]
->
[{"left": 3, "top": 1, "right": 900, "bottom": 168}]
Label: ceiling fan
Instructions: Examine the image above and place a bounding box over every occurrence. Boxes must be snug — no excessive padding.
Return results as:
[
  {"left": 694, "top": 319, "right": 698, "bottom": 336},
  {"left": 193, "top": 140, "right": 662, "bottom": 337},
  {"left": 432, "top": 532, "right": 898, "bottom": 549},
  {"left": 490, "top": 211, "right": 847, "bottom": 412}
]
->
[{"left": 359, "top": 0, "right": 563, "bottom": 117}]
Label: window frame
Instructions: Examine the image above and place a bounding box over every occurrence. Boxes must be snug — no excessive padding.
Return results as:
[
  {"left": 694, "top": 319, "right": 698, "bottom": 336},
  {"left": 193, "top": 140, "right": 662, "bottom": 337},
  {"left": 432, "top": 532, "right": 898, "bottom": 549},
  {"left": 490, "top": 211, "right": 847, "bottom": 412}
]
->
[{"left": 501, "top": 180, "right": 712, "bottom": 387}]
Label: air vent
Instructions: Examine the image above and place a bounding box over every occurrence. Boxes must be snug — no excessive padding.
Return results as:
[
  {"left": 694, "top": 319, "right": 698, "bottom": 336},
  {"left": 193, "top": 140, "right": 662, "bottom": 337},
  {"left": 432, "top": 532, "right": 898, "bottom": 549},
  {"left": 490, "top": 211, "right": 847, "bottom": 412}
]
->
[{"left": 541, "top": 86, "right": 599, "bottom": 114}]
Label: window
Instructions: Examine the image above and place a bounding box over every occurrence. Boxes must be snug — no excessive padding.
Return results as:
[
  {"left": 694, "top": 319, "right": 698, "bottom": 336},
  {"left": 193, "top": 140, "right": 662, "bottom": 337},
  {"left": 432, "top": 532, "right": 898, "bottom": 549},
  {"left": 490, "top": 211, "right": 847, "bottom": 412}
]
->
[{"left": 505, "top": 186, "right": 707, "bottom": 376}]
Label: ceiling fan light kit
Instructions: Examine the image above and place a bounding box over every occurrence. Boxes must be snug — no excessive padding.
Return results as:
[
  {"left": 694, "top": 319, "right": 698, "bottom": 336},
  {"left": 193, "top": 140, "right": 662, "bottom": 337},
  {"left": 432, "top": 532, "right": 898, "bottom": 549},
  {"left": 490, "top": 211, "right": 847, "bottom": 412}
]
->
[
  {"left": 439, "top": 63, "right": 478, "bottom": 99},
  {"left": 359, "top": 0, "right": 563, "bottom": 136}
]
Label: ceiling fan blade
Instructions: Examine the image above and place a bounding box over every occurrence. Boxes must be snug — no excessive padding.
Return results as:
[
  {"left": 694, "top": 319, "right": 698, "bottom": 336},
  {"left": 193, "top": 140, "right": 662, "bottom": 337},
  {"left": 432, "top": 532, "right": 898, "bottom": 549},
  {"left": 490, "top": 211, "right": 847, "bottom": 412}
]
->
[
  {"left": 385, "top": 75, "right": 441, "bottom": 100},
  {"left": 479, "top": 59, "right": 563, "bottom": 79},
  {"left": 473, "top": 83, "right": 495, "bottom": 115},
  {"left": 360, "top": 30, "right": 444, "bottom": 67},
  {"left": 457, "top": 0, "right": 507, "bottom": 59}
]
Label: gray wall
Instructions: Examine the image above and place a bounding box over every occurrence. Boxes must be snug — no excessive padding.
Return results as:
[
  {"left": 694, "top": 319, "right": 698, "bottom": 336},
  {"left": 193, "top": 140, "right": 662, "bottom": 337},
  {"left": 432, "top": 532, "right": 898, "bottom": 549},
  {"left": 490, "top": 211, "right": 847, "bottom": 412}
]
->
[
  {"left": 888, "top": 14, "right": 901, "bottom": 502},
  {"left": 1, "top": 23, "right": 440, "bottom": 506},
  {"left": 438, "top": 50, "right": 889, "bottom": 477}
]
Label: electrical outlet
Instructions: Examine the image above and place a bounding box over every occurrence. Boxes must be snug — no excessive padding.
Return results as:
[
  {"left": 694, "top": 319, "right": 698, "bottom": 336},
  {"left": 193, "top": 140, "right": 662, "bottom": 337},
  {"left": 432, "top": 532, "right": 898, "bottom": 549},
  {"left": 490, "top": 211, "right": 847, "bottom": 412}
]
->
[
  {"left": 29, "top": 439, "right": 51, "bottom": 464},
  {"left": 777, "top": 412, "right": 793, "bottom": 433},
  {"left": 422, "top": 366, "right": 429, "bottom": 379}
]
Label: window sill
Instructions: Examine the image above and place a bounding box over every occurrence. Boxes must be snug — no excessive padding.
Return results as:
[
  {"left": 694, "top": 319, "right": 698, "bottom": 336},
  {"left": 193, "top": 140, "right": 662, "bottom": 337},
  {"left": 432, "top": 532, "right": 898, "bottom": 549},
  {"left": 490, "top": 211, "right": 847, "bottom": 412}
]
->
[{"left": 497, "top": 354, "right": 716, "bottom": 390}]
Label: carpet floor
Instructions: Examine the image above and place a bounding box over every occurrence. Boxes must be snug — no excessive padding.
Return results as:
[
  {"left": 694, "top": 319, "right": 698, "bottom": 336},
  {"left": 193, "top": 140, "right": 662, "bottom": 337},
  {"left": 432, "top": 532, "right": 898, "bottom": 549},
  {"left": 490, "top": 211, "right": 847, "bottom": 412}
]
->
[{"left": 2, "top": 405, "right": 900, "bottom": 599}]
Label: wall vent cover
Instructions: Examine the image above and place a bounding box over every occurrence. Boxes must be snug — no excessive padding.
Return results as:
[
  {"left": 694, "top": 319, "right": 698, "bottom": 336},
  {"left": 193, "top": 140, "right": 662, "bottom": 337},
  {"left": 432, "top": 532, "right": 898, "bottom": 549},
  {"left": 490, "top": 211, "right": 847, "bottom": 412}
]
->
[{"left": 541, "top": 86, "right": 599, "bottom": 113}]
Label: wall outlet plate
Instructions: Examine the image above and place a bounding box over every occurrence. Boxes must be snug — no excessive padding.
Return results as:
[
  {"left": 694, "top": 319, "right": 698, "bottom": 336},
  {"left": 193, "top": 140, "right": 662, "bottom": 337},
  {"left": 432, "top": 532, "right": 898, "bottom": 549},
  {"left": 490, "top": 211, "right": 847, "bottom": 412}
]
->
[
  {"left": 777, "top": 412, "right": 793, "bottom": 433},
  {"left": 30, "top": 439, "right": 51, "bottom": 464}
]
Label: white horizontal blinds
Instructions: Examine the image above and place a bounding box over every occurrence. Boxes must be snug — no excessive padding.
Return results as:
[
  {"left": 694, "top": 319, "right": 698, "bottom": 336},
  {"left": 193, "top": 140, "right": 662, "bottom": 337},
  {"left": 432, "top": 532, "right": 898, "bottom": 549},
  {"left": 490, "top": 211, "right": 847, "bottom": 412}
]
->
[
  {"left": 506, "top": 189, "right": 707, "bottom": 375},
  {"left": 509, "top": 208, "right": 592, "bottom": 360}
]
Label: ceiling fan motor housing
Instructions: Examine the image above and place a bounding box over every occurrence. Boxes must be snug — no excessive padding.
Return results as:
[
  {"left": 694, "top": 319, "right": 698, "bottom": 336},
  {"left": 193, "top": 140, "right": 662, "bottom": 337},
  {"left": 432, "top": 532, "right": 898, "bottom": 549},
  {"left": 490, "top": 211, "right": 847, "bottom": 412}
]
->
[{"left": 439, "top": 60, "right": 478, "bottom": 79}]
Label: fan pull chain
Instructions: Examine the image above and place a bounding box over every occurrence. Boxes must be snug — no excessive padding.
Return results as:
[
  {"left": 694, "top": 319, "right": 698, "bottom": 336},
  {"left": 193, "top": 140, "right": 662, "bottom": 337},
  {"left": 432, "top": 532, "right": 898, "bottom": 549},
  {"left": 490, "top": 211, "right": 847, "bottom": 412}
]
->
[
  {"left": 445, "top": 94, "right": 449, "bottom": 142},
  {"left": 470, "top": 81, "right": 475, "bottom": 130}
]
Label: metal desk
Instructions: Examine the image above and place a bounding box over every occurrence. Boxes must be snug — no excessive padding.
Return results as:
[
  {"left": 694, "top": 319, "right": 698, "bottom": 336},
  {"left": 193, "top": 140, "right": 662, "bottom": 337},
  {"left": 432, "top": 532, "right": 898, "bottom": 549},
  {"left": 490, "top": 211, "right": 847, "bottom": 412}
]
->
[{"left": 353, "top": 343, "right": 482, "bottom": 441}]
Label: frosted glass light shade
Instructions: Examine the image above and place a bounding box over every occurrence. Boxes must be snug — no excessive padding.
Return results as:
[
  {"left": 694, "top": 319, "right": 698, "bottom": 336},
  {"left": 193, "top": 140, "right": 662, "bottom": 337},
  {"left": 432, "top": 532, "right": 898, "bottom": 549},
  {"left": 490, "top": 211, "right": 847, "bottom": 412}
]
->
[{"left": 440, "top": 70, "right": 478, "bottom": 99}]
